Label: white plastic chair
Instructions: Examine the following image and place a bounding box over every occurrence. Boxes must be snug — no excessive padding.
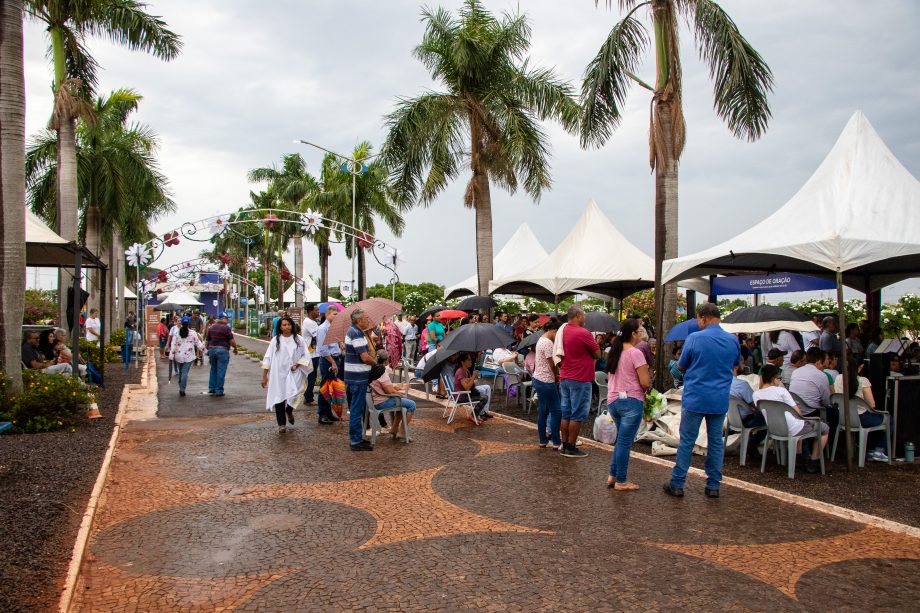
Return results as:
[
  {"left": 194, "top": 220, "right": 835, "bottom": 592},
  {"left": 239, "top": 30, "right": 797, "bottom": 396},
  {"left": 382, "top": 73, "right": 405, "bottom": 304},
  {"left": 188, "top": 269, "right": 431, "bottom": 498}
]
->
[
  {"left": 759, "top": 399, "right": 825, "bottom": 479},
  {"left": 725, "top": 395, "right": 767, "bottom": 467},
  {"left": 442, "top": 372, "right": 479, "bottom": 425},
  {"left": 363, "top": 391, "right": 410, "bottom": 445},
  {"left": 829, "top": 393, "right": 890, "bottom": 467},
  {"left": 501, "top": 362, "right": 525, "bottom": 407},
  {"left": 594, "top": 371, "right": 608, "bottom": 415}
]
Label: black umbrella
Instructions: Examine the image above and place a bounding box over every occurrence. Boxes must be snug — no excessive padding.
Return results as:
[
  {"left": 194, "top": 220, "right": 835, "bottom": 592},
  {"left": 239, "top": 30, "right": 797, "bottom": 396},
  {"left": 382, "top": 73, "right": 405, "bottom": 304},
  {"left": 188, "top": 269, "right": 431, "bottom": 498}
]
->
[
  {"left": 456, "top": 295, "right": 497, "bottom": 311},
  {"left": 419, "top": 347, "right": 460, "bottom": 382},
  {"left": 418, "top": 305, "right": 446, "bottom": 319},
  {"left": 516, "top": 330, "right": 545, "bottom": 351},
  {"left": 584, "top": 312, "right": 621, "bottom": 334},
  {"left": 721, "top": 305, "right": 817, "bottom": 334},
  {"left": 440, "top": 323, "right": 516, "bottom": 353}
]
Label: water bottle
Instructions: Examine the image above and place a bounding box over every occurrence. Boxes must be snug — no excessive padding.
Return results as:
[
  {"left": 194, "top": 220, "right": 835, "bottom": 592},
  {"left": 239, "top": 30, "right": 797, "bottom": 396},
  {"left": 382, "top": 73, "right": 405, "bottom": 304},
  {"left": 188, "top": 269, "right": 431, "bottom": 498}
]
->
[{"left": 905, "top": 442, "right": 915, "bottom": 463}]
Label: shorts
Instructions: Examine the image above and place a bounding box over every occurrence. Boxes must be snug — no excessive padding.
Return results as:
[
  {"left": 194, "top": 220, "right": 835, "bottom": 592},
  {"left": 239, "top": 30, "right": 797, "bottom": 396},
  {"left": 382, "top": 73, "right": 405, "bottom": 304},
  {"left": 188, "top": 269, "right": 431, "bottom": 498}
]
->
[
  {"left": 799, "top": 419, "right": 829, "bottom": 436},
  {"left": 158, "top": 336, "right": 167, "bottom": 349},
  {"left": 560, "top": 379, "right": 592, "bottom": 422}
]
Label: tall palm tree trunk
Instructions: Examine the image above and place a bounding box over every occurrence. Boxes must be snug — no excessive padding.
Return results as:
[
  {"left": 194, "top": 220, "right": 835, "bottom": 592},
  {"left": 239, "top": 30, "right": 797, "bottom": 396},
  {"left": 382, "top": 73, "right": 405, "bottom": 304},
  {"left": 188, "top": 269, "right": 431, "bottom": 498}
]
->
[
  {"left": 653, "top": 98, "right": 679, "bottom": 390},
  {"left": 470, "top": 121, "right": 494, "bottom": 297},
  {"left": 113, "top": 234, "right": 125, "bottom": 325},
  {"left": 85, "top": 205, "right": 102, "bottom": 309},
  {"left": 293, "top": 234, "right": 303, "bottom": 309},
  {"left": 318, "top": 242, "right": 329, "bottom": 302},
  {"left": 357, "top": 247, "right": 366, "bottom": 300},
  {"left": 0, "top": 0, "right": 26, "bottom": 391},
  {"left": 56, "top": 119, "right": 79, "bottom": 328}
]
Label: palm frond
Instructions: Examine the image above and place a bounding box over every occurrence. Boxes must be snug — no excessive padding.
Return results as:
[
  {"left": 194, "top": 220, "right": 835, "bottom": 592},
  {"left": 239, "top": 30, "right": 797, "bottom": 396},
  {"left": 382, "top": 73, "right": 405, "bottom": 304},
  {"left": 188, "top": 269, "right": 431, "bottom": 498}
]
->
[
  {"left": 508, "top": 62, "right": 581, "bottom": 134},
  {"left": 87, "top": 0, "right": 182, "bottom": 61},
  {"left": 690, "top": 0, "right": 773, "bottom": 141},
  {"left": 580, "top": 12, "right": 650, "bottom": 147}
]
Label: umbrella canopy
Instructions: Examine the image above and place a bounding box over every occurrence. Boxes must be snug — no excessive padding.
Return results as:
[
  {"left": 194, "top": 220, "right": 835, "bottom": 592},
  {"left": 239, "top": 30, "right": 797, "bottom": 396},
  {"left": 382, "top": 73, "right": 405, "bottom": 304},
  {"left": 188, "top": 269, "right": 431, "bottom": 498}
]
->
[
  {"left": 418, "top": 305, "right": 446, "bottom": 319},
  {"left": 516, "top": 330, "right": 545, "bottom": 351},
  {"left": 440, "top": 323, "right": 516, "bottom": 353},
  {"left": 419, "top": 347, "right": 460, "bottom": 382},
  {"left": 324, "top": 298, "right": 402, "bottom": 345},
  {"left": 584, "top": 312, "right": 621, "bottom": 334},
  {"left": 664, "top": 319, "right": 704, "bottom": 342},
  {"left": 720, "top": 305, "right": 818, "bottom": 334},
  {"left": 318, "top": 302, "right": 342, "bottom": 314},
  {"left": 438, "top": 309, "right": 468, "bottom": 320},
  {"left": 455, "top": 295, "right": 497, "bottom": 311}
]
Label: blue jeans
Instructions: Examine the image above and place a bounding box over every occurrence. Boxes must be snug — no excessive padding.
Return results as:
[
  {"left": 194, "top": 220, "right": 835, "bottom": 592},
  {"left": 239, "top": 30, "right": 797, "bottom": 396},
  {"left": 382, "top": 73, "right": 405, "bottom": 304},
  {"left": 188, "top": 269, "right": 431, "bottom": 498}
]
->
[
  {"left": 304, "top": 357, "right": 320, "bottom": 404},
  {"left": 123, "top": 329, "right": 135, "bottom": 368},
  {"left": 560, "top": 379, "right": 592, "bottom": 422},
  {"left": 859, "top": 411, "right": 888, "bottom": 452},
  {"left": 317, "top": 356, "right": 342, "bottom": 419},
  {"left": 533, "top": 379, "right": 561, "bottom": 445},
  {"left": 177, "top": 361, "right": 193, "bottom": 392},
  {"left": 207, "top": 347, "right": 230, "bottom": 394},
  {"left": 608, "top": 397, "right": 644, "bottom": 483},
  {"left": 670, "top": 410, "right": 726, "bottom": 490},
  {"left": 375, "top": 397, "right": 417, "bottom": 413},
  {"left": 347, "top": 383, "right": 369, "bottom": 445}
]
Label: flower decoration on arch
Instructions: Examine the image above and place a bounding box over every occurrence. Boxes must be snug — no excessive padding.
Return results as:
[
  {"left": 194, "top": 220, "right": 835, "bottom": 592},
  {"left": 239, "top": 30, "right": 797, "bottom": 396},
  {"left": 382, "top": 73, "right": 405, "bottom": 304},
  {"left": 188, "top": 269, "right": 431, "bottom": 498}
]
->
[
  {"left": 163, "top": 230, "right": 180, "bottom": 247},
  {"left": 218, "top": 267, "right": 231, "bottom": 281},
  {"left": 300, "top": 209, "right": 322, "bottom": 235},
  {"left": 246, "top": 257, "right": 260, "bottom": 272},
  {"left": 263, "top": 213, "right": 279, "bottom": 230},
  {"left": 125, "top": 243, "right": 152, "bottom": 268},
  {"left": 156, "top": 270, "right": 169, "bottom": 283},
  {"left": 218, "top": 252, "right": 232, "bottom": 266},
  {"left": 280, "top": 269, "right": 292, "bottom": 282},
  {"left": 208, "top": 214, "right": 229, "bottom": 236},
  {"left": 356, "top": 231, "right": 373, "bottom": 249}
]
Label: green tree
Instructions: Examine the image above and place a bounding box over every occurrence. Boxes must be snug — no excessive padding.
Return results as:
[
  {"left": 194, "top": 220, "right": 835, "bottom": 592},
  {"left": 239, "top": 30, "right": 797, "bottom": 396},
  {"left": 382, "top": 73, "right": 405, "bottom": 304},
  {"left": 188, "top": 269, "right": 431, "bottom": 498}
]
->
[
  {"left": 25, "top": 0, "right": 181, "bottom": 328},
  {"left": 382, "top": 0, "right": 579, "bottom": 297},
  {"left": 580, "top": 0, "right": 773, "bottom": 386},
  {"left": 1, "top": 0, "right": 27, "bottom": 392}
]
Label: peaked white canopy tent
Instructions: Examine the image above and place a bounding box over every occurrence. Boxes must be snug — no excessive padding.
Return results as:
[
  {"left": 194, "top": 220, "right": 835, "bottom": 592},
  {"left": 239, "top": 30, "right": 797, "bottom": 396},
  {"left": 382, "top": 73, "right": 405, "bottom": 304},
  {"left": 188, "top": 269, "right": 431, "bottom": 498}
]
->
[
  {"left": 444, "top": 223, "right": 549, "bottom": 299},
  {"left": 282, "top": 276, "right": 334, "bottom": 305},
  {"left": 156, "top": 290, "right": 204, "bottom": 308},
  {"left": 662, "top": 111, "right": 920, "bottom": 470}
]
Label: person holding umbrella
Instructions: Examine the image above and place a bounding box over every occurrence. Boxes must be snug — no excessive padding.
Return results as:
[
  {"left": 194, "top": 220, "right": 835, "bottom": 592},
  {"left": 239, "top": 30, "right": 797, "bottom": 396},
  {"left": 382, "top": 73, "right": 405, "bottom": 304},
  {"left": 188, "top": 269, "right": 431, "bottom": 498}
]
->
[{"left": 261, "top": 316, "right": 312, "bottom": 433}]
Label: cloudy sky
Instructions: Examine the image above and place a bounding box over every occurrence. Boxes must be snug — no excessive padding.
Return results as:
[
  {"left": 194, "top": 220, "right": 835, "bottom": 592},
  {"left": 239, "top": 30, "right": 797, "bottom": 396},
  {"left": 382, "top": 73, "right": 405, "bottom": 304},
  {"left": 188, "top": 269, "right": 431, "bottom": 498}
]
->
[{"left": 22, "top": 0, "right": 920, "bottom": 302}]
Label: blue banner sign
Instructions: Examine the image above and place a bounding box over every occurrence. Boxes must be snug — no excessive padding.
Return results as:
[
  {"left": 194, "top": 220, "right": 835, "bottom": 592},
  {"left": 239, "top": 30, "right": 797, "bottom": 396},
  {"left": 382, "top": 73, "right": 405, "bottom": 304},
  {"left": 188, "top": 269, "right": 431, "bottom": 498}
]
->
[{"left": 711, "top": 273, "right": 836, "bottom": 295}]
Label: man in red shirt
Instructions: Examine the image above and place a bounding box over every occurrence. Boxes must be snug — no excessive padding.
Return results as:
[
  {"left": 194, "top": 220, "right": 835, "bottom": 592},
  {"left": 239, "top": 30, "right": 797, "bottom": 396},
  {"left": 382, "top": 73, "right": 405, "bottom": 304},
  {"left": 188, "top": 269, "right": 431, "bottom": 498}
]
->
[{"left": 558, "top": 305, "right": 601, "bottom": 458}]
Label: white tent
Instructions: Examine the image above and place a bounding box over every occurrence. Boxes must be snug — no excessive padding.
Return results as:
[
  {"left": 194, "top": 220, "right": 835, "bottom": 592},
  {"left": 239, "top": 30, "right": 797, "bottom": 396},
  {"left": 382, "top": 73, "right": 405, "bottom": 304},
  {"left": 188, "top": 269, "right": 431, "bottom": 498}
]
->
[
  {"left": 444, "top": 223, "right": 549, "bottom": 299},
  {"left": 283, "top": 277, "right": 339, "bottom": 304},
  {"left": 157, "top": 290, "right": 203, "bottom": 307},
  {"left": 26, "top": 209, "right": 67, "bottom": 245},
  {"left": 662, "top": 111, "right": 920, "bottom": 293},
  {"left": 489, "top": 200, "right": 659, "bottom": 300}
]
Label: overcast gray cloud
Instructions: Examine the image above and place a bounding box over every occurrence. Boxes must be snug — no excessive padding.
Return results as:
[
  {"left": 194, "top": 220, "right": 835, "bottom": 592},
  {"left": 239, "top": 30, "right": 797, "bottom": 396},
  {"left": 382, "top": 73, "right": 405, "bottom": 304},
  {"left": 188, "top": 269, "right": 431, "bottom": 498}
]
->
[{"left": 22, "top": 0, "right": 920, "bottom": 301}]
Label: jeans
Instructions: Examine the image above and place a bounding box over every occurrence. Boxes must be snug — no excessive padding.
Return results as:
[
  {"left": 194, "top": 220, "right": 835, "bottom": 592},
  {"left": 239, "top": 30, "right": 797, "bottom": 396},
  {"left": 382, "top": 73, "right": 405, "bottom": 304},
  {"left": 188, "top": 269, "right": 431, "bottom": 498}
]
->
[
  {"left": 304, "top": 357, "right": 320, "bottom": 404},
  {"left": 741, "top": 411, "right": 767, "bottom": 444},
  {"left": 859, "top": 410, "right": 888, "bottom": 452},
  {"left": 177, "top": 361, "right": 193, "bottom": 392},
  {"left": 608, "top": 397, "right": 644, "bottom": 483},
  {"left": 375, "top": 396, "right": 417, "bottom": 413},
  {"left": 347, "top": 383, "right": 369, "bottom": 445},
  {"left": 474, "top": 385, "right": 492, "bottom": 415},
  {"left": 274, "top": 400, "right": 292, "bottom": 426},
  {"left": 560, "top": 379, "right": 592, "bottom": 422},
  {"left": 670, "top": 409, "right": 726, "bottom": 490},
  {"left": 532, "top": 379, "right": 561, "bottom": 445},
  {"left": 42, "top": 363, "right": 72, "bottom": 376},
  {"left": 123, "top": 329, "right": 135, "bottom": 368},
  {"left": 317, "top": 356, "right": 342, "bottom": 419},
  {"left": 207, "top": 347, "right": 230, "bottom": 394}
]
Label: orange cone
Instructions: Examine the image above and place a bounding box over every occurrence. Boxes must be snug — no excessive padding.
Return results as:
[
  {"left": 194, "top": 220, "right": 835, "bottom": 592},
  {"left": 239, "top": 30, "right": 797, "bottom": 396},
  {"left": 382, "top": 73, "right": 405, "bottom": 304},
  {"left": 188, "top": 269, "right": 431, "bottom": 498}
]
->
[{"left": 86, "top": 394, "right": 102, "bottom": 419}]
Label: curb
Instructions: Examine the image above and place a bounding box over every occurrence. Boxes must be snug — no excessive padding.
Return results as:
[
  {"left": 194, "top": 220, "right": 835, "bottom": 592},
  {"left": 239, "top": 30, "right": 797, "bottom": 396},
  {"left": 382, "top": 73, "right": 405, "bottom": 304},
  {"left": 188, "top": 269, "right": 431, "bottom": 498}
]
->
[
  {"left": 58, "top": 357, "right": 157, "bottom": 613},
  {"left": 407, "top": 389, "right": 920, "bottom": 539}
]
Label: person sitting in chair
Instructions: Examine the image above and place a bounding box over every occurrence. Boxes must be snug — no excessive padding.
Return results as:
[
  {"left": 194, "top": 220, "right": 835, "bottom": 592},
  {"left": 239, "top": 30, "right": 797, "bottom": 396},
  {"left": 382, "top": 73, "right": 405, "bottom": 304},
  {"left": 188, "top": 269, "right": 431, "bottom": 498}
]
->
[
  {"left": 22, "top": 331, "right": 71, "bottom": 375},
  {"left": 453, "top": 352, "right": 493, "bottom": 420},
  {"left": 369, "top": 350, "right": 416, "bottom": 441}
]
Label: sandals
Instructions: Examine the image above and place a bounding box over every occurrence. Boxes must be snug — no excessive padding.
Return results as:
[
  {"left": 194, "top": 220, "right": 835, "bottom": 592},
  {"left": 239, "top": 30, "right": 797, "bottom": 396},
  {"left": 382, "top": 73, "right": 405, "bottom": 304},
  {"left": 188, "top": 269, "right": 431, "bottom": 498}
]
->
[
  {"left": 607, "top": 478, "right": 639, "bottom": 491},
  {"left": 435, "top": 394, "right": 447, "bottom": 400}
]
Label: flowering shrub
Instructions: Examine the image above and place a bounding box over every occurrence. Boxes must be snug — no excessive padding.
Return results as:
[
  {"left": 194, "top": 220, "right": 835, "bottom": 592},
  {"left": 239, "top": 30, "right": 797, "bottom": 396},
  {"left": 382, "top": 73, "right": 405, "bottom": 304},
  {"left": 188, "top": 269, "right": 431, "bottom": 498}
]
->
[
  {"left": 23, "top": 289, "right": 57, "bottom": 324},
  {"left": 0, "top": 370, "right": 94, "bottom": 433},
  {"left": 622, "top": 289, "right": 686, "bottom": 319},
  {"left": 78, "top": 339, "right": 120, "bottom": 364}
]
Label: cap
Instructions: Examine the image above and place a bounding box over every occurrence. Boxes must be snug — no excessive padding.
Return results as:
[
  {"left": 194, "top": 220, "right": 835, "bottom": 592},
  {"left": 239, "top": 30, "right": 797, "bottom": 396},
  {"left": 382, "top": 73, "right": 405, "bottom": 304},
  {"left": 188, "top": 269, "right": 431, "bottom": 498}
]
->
[
  {"left": 180, "top": 316, "right": 191, "bottom": 325},
  {"left": 767, "top": 347, "right": 787, "bottom": 359},
  {"left": 218, "top": 311, "right": 229, "bottom": 318}
]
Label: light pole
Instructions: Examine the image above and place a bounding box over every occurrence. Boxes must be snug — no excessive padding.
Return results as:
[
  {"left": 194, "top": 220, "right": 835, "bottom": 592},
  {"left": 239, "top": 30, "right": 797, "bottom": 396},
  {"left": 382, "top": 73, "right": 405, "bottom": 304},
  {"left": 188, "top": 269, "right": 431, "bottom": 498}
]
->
[{"left": 294, "top": 139, "right": 380, "bottom": 300}]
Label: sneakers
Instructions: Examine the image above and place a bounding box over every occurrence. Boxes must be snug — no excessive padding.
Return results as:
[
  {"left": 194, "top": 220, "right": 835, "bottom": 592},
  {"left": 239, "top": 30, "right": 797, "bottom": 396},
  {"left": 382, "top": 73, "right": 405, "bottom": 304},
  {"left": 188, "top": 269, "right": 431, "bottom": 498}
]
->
[
  {"left": 350, "top": 440, "right": 374, "bottom": 452},
  {"left": 704, "top": 487, "right": 720, "bottom": 499},
  {"left": 560, "top": 444, "right": 588, "bottom": 458},
  {"left": 868, "top": 449, "right": 890, "bottom": 462},
  {"left": 662, "top": 482, "right": 684, "bottom": 497}
]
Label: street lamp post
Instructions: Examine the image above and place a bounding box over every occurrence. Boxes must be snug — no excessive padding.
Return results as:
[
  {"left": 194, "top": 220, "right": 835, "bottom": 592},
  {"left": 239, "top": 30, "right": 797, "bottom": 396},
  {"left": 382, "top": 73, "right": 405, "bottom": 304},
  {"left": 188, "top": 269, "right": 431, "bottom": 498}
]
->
[{"left": 294, "top": 139, "right": 379, "bottom": 301}]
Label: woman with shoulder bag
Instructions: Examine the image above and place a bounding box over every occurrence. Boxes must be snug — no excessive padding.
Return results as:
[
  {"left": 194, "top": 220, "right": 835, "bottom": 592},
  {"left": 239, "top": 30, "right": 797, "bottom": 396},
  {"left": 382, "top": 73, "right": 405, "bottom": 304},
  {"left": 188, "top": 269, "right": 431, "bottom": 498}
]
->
[{"left": 605, "top": 318, "right": 651, "bottom": 491}]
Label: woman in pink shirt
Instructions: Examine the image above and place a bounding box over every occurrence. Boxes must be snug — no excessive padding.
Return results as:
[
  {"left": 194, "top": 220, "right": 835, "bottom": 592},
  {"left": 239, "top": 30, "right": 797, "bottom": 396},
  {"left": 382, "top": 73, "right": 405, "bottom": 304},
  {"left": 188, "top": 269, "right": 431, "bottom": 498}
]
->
[{"left": 605, "top": 318, "right": 651, "bottom": 491}]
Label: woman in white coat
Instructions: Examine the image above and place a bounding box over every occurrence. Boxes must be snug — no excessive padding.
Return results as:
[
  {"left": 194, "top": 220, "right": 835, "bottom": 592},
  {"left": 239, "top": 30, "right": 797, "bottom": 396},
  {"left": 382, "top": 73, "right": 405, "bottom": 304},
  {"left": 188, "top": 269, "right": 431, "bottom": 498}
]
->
[{"left": 261, "top": 316, "right": 313, "bottom": 433}]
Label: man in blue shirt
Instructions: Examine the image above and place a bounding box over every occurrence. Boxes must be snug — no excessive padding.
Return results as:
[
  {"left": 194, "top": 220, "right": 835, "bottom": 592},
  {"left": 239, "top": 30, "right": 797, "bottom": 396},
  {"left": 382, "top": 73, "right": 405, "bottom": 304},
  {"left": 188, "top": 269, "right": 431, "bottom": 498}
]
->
[
  {"left": 344, "top": 308, "right": 377, "bottom": 451},
  {"left": 494, "top": 312, "right": 514, "bottom": 335},
  {"left": 315, "top": 308, "right": 342, "bottom": 425},
  {"left": 664, "top": 303, "right": 740, "bottom": 499}
]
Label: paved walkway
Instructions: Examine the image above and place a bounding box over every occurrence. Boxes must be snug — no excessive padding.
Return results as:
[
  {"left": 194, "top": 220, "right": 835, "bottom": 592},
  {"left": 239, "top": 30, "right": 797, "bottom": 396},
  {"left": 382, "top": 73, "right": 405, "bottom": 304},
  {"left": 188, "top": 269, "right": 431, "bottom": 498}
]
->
[{"left": 72, "top": 351, "right": 920, "bottom": 611}]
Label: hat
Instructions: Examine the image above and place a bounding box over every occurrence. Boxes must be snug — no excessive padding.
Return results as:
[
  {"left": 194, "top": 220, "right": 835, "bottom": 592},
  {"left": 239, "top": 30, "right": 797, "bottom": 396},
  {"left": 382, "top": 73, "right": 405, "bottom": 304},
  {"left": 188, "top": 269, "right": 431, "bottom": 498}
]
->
[
  {"left": 218, "top": 311, "right": 229, "bottom": 319},
  {"left": 767, "top": 347, "right": 787, "bottom": 359},
  {"left": 180, "top": 316, "right": 191, "bottom": 325}
]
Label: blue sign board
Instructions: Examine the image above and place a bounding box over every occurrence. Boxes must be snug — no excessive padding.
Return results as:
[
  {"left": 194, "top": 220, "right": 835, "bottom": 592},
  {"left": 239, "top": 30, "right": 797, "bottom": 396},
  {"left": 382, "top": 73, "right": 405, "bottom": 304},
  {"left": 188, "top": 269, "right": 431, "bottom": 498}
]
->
[{"left": 711, "top": 273, "right": 836, "bottom": 296}]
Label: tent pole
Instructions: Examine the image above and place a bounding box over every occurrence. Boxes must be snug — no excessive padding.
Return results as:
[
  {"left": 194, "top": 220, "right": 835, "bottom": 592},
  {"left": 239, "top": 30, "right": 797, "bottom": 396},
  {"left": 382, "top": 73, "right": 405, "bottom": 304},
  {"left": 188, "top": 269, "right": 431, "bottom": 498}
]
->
[
  {"left": 836, "top": 269, "right": 854, "bottom": 471},
  {"left": 100, "top": 265, "right": 106, "bottom": 386},
  {"left": 71, "top": 250, "right": 82, "bottom": 375}
]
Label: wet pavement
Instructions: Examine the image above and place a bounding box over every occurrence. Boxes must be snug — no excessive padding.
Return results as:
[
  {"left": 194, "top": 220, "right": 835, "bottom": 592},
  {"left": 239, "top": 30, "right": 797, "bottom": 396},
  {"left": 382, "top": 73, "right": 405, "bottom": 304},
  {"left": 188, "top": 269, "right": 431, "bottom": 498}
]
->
[{"left": 72, "top": 346, "right": 920, "bottom": 611}]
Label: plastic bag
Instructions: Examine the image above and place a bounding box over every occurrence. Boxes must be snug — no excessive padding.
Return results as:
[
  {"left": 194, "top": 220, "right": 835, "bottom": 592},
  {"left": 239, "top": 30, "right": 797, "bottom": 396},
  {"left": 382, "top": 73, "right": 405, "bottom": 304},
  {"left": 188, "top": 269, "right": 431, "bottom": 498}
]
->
[
  {"left": 644, "top": 388, "right": 666, "bottom": 422},
  {"left": 593, "top": 409, "right": 617, "bottom": 444}
]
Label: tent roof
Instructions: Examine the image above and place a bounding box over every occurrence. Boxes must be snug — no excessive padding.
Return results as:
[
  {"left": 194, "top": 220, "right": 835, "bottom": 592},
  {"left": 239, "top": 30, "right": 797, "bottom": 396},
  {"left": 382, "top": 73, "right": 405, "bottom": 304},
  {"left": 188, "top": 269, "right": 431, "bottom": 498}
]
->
[
  {"left": 444, "top": 223, "right": 549, "bottom": 299},
  {"left": 157, "top": 290, "right": 203, "bottom": 306},
  {"left": 26, "top": 210, "right": 106, "bottom": 269},
  {"left": 283, "top": 278, "right": 340, "bottom": 304},
  {"left": 662, "top": 111, "right": 920, "bottom": 292},
  {"left": 489, "top": 200, "right": 657, "bottom": 299}
]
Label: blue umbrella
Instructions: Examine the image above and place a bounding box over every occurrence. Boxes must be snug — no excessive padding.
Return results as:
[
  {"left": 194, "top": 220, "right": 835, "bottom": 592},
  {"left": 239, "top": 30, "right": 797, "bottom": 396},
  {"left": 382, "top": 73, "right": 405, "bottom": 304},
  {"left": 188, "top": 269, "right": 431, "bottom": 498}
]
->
[{"left": 664, "top": 319, "right": 701, "bottom": 342}]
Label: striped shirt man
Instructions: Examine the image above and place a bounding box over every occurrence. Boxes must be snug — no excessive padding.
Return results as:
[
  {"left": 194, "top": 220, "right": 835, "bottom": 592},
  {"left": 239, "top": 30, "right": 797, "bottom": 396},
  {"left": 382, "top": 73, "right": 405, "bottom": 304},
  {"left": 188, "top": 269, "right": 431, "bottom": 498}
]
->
[{"left": 344, "top": 324, "right": 371, "bottom": 384}]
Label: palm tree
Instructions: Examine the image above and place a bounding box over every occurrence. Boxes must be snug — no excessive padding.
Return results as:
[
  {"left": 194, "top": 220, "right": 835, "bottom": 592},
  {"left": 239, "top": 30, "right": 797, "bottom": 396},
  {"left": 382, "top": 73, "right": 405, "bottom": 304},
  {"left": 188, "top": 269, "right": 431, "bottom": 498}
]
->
[
  {"left": 580, "top": 0, "right": 772, "bottom": 385},
  {"left": 25, "top": 0, "right": 181, "bottom": 327},
  {"left": 1, "top": 0, "right": 27, "bottom": 391},
  {"left": 382, "top": 0, "right": 579, "bottom": 297},
  {"left": 247, "top": 153, "right": 318, "bottom": 308},
  {"left": 314, "top": 142, "right": 405, "bottom": 300},
  {"left": 26, "top": 88, "right": 175, "bottom": 328}
]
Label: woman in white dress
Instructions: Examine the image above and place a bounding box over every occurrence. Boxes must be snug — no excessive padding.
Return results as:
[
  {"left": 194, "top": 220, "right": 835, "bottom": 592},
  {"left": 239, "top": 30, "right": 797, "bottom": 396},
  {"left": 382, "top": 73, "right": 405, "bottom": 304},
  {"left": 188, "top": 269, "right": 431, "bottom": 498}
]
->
[{"left": 261, "top": 317, "right": 313, "bottom": 433}]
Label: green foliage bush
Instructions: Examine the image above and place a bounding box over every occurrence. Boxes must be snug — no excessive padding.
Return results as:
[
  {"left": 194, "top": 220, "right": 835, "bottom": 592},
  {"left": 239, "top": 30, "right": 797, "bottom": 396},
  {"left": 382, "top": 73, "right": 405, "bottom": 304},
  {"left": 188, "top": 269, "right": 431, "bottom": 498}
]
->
[
  {"left": 78, "top": 339, "right": 120, "bottom": 364},
  {"left": 23, "top": 289, "right": 58, "bottom": 324},
  {"left": 0, "top": 370, "right": 94, "bottom": 433},
  {"left": 109, "top": 328, "right": 127, "bottom": 346},
  {"left": 233, "top": 321, "right": 245, "bottom": 330}
]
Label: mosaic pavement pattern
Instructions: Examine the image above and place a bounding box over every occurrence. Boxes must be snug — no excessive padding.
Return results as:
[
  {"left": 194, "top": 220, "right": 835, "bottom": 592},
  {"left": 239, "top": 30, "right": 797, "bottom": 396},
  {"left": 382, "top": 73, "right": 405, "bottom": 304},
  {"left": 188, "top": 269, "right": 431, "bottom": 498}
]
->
[{"left": 72, "top": 393, "right": 920, "bottom": 611}]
